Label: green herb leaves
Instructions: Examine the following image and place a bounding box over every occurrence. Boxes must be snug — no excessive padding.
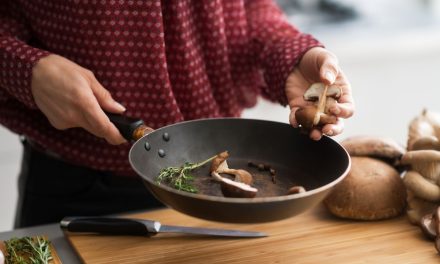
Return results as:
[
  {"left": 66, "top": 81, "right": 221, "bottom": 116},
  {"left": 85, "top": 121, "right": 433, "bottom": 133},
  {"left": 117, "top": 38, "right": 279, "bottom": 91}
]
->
[
  {"left": 156, "top": 154, "right": 218, "bottom": 193},
  {"left": 4, "top": 236, "right": 52, "bottom": 264}
]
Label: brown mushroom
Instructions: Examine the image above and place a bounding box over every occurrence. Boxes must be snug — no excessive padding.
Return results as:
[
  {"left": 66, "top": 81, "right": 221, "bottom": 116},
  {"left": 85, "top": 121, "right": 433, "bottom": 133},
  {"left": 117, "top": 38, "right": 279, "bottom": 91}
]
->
[
  {"left": 324, "top": 157, "right": 407, "bottom": 220},
  {"left": 295, "top": 83, "right": 341, "bottom": 130},
  {"left": 407, "top": 109, "right": 440, "bottom": 150},
  {"left": 420, "top": 212, "right": 437, "bottom": 240},
  {"left": 403, "top": 170, "right": 440, "bottom": 202},
  {"left": 210, "top": 151, "right": 229, "bottom": 181},
  {"left": 341, "top": 136, "right": 405, "bottom": 167},
  {"left": 401, "top": 150, "right": 440, "bottom": 182},
  {"left": 412, "top": 136, "right": 440, "bottom": 151},
  {"left": 220, "top": 177, "right": 258, "bottom": 198},
  {"left": 287, "top": 186, "right": 306, "bottom": 195}
]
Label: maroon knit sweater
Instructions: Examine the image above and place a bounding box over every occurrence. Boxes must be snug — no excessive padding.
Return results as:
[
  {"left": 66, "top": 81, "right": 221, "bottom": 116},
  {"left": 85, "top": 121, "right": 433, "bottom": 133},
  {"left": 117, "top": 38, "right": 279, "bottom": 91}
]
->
[{"left": 0, "top": 0, "right": 320, "bottom": 175}]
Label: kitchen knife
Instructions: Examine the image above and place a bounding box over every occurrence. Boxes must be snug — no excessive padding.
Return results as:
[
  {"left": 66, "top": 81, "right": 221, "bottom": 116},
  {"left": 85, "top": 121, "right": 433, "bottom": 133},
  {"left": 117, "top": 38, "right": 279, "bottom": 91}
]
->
[{"left": 60, "top": 217, "right": 267, "bottom": 238}]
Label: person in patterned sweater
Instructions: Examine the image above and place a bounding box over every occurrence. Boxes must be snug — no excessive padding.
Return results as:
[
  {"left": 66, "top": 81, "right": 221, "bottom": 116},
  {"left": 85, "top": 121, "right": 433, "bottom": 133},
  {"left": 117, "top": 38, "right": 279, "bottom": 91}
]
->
[{"left": 0, "top": 0, "right": 354, "bottom": 227}]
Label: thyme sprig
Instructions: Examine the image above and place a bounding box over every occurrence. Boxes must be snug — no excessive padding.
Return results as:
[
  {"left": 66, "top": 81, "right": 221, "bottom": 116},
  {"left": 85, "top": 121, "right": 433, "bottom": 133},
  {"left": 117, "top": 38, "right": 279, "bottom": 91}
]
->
[
  {"left": 4, "top": 236, "right": 53, "bottom": 264},
  {"left": 156, "top": 154, "right": 218, "bottom": 193}
]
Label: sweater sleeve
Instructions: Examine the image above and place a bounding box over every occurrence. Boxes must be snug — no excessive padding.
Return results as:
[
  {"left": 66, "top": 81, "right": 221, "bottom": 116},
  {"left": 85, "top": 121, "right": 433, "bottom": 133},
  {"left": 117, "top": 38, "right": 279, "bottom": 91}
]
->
[
  {"left": 0, "top": 1, "right": 50, "bottom": 109},
  {"left": 244, "top": 0, "right": 323, "bottom": 106}
]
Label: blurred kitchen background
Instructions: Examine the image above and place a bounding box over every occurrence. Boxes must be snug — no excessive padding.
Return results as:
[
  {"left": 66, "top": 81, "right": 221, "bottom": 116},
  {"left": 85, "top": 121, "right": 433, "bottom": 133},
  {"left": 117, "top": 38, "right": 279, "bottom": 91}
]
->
[{"left": 1, "top": 0, "right": 440, "bottom": 231}]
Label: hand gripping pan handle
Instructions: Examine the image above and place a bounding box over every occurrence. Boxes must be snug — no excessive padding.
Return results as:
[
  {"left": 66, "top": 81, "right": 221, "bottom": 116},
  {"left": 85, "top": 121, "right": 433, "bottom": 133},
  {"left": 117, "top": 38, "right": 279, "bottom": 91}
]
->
[{"left": 106, "top": 113, "right": 154, "bottom": 141}]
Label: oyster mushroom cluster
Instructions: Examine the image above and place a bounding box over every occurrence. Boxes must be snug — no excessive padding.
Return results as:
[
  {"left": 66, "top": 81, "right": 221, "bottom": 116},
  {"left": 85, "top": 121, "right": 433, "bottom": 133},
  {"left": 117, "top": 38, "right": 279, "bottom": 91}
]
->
[
  {"left": 295, "top": 83, "right": 341, "bottom": 130},
  {"left": 402, "top": 109, "right": 440, "bottom": 225},
  {"left": 210, "top": 151, "right": 258, "bottom": 198}
]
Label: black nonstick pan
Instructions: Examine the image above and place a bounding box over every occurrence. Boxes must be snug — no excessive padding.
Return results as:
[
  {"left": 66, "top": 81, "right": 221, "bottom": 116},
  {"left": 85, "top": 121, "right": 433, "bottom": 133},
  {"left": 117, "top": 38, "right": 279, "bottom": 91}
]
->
[{"left": 109, "top": 115, "right": 351, "bottom": 223}]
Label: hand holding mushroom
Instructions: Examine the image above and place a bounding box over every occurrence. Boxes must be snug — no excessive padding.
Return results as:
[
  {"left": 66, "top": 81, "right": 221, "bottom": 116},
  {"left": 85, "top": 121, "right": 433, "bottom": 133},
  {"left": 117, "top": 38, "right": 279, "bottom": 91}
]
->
[{"left": 285, "top": 47, "right": 355, "bottom": 140}]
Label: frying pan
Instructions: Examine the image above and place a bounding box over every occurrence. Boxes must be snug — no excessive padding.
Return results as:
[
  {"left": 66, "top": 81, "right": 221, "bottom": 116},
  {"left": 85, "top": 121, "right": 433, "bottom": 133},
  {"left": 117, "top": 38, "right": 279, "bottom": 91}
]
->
[{"left": 108, "top": 114, "right": 351, "bottom": 223}]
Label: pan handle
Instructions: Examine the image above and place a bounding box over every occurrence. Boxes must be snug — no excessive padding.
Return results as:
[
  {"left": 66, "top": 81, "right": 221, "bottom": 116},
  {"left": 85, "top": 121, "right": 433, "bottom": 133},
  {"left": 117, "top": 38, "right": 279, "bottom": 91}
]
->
[{"left": 106, "top": 113, "right": 154, "bottom": 141}]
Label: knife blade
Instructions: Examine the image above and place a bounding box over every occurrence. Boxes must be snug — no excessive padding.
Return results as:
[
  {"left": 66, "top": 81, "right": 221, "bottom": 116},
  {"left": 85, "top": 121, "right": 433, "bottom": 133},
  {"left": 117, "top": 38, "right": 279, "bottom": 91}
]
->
[{"left": 60, "top": 217, "right": 267, "bottom": 238}]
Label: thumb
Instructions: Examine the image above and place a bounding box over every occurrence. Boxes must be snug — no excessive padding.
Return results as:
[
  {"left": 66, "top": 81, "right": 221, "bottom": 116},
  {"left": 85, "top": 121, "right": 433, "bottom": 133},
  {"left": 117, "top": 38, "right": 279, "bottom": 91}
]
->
[
  {"left": 318, "top": 51, "right": 339, "bottom": 85},
  {"left": 91, "top": 77, "right": 126, "bottom": 113}
]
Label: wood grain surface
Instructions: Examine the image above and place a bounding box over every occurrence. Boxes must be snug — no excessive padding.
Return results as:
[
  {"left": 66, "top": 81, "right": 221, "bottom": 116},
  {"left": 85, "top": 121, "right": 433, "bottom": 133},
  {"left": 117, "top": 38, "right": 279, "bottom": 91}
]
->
[{"left": 66, "top": 205, "right": 439, "bottom": 263}]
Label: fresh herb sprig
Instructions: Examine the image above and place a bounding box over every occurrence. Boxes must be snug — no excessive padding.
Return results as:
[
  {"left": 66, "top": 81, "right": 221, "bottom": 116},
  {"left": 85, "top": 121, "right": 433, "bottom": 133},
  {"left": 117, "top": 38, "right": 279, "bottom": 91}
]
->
[
  {"left": 156, "top": 154, "right": 218, "bottom": 193},
  {"left": 4, "top": 236, "right": 53, "bottom": 264}
]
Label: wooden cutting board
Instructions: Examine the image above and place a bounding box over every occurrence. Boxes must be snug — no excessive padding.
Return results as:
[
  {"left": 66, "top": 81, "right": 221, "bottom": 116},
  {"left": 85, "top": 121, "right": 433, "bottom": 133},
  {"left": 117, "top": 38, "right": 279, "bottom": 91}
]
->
[{"left": 65, "top": 205, "right": 439, "bottom": 263}]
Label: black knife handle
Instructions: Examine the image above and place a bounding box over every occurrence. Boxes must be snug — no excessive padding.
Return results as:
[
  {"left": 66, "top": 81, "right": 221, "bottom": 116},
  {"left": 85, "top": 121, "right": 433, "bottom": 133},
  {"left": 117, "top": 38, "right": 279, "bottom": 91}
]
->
[
  {"left": 106, "top": 113, "right": 154, "bottom": 141},
  {"left": 60, "top": 217, "right": 160, "bottom": 236}
]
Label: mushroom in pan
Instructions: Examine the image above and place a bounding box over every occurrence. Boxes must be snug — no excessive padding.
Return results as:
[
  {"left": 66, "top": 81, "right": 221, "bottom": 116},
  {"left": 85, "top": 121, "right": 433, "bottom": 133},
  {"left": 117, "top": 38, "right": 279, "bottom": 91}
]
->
[
  {"left": 295, "top": 83, "right": 341, "bottom": 130},
  {"left": 210, "top": 151, "right": 257, "bottom": 198},
  {"left": 220, "top": 178, "right": 258, "bottom": 198}
]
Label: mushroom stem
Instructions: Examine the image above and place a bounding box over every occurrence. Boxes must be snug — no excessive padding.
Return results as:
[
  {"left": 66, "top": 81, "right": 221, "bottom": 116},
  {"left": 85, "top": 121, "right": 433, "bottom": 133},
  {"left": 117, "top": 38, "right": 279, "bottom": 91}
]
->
[{"left": 315, "top": 85, "right": 328, "bottom": 125}]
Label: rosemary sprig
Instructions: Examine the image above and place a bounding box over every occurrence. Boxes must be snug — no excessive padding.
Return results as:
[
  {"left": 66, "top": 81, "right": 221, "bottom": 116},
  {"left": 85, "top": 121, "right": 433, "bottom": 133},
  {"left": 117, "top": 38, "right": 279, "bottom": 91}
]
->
[
  {"left": 4, "top": 236, "right": 53, "bottom": 264},
  {"left": 156, "top": 154, "right": 218, "bottom": 193}
]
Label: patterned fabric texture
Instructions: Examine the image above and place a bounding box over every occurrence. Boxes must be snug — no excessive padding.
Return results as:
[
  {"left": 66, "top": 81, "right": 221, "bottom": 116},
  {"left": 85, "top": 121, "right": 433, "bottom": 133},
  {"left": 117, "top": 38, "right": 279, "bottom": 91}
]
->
[{"left": 0, "top": 0, "right": 321, "bottom": 175}]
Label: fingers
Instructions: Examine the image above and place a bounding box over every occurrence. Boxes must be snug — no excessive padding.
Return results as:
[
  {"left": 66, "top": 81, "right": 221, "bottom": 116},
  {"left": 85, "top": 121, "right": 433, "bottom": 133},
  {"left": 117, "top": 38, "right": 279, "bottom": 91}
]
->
[
  {"left": 81, "top": 99, "right": 127, "bottom": 145},
  {"left": 318, "top": 50, "right": 339, "bottom": 85},
  {"left": 89, "top": 73, "right": 126, "bottom": 113},
  {"left": 309, "top": 119, "right": 345, "bottom": 141}
]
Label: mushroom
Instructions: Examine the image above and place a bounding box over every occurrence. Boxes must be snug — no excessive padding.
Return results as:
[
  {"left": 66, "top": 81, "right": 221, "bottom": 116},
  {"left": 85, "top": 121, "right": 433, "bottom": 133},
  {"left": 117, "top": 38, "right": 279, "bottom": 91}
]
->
[
  {"left": 412, "top": 136, "right": 440, "bottom": 151},
  {"left": 220, "top": 177, "right": 258, "bottom": 198},
  {"left": 210, "top": 151, "right": 230, "bottom": 181},
  {"left": 210, "top": 151, "right": 257, "bottom": 197},
  {"left": 295, "top": 83, "right": 341, "bottom": 130},
  {"left": 287, "top": 186, "right": 306, "bottom": 195},
  {"left": 401, "top": 150, "right": 440, "bottom": 183},
  {"left": 407, "top": 109, "right": 440, "bottom": 150},
  {"left": 401, "top": 150, "right": 440, "bottom": 223},
  {"left": 324, "top": 157, "right": 407, "bottom": 220},
  {"left": 419, "top": 207, "right": 440, "bottom": 253},
  {"left": 341, "top": 136, "right": 405, "bottom": 167}
]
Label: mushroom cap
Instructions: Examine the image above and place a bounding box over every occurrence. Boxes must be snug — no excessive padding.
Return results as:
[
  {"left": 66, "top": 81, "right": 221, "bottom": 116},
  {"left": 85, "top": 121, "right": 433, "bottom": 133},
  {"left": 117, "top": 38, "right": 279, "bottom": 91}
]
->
[
  {"left": 419, "top": 212, "right": 437, "bottom": 240},
  {"left": 295, "top": 106, "right": 318, "bottom": 129},
  {"left": 401, "top": 150, "right": 440, "bottom": 182},
  {"left": 401, "top": 150, "right": 440, "bottom": 163},
  {"left": 324, "top": 157, "right": 407, "bottom": 220},
  {"left": 303, "top": 83, "right": 342, "bottom": 101},
  {"left": 341, "top": 136, "right": 405, "bottom": 162},
  {"left": 412, "top": 136, "right": 440, "bottom": 151},
  {"left": 407, "top": 109, "right": 440, "bottom": 150},
  {"left": 220, "top": 178, "right": 257, "bottom": 198}
]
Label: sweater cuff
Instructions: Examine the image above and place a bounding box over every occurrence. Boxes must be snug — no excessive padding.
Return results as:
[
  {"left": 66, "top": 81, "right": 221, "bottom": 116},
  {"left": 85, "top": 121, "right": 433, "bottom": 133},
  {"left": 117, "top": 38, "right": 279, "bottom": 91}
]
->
[
  {"left": 261, "top": 33, "right": 322, "bottom": 106},
  {"left": 0, "top": 38, "right": 51, "bottom": 108}
]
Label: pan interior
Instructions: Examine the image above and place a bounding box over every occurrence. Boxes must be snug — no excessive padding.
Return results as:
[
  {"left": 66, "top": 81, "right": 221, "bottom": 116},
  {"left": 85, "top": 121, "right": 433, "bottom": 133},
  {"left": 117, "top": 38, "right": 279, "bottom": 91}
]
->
[{"left": 129, "top": 118, "right": 349, "bottom": 199}]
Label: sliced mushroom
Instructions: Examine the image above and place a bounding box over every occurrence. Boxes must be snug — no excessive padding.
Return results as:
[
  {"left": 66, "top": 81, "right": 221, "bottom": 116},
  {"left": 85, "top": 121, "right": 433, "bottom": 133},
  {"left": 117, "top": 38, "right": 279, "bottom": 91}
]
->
[
  {"left": 295, "top": 83, "right": 341, "bottom": 130},
  {"left": 210, "top": 151, "right": 229, "bottom": 181},
  {"left": 220, "top": 177, "right": 258, "bottom": 198}
]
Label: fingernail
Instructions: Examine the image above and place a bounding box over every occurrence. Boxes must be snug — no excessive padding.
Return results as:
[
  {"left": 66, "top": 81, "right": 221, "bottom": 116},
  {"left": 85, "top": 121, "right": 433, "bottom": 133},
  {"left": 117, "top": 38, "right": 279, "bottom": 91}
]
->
[
  {"left": 115, "top": 101, "right": 126, "bottom": 112},
  {"left": 325, "top": 71, "right": 335, "bottom": 84},
  {"left": 331, "top": 107, "right": 340, "bottom": 115},
  {"left": 326, "top": 130, "right": 334, "bottom": 136}
]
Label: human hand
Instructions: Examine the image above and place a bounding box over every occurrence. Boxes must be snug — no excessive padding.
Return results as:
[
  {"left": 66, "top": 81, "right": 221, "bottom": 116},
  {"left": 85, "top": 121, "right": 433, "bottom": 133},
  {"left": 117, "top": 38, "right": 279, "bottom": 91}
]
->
[
  {"left": 286, "top": 47, "right": 354, "bottom": 140},
  {"left": 31, "top": 54, "right": 127, "bottom": 144}
]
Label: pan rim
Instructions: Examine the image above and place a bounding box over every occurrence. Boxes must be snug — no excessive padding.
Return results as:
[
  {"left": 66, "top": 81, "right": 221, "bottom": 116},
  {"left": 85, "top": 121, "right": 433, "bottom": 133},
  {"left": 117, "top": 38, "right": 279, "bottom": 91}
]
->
[{"left": 129, "top": 117, "right": 351, "bottom": 204}]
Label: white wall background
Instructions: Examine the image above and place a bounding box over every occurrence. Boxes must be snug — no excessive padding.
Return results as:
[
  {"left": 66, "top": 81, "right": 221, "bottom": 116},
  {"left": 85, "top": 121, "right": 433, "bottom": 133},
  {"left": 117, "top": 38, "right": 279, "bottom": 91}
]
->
[{"left": 1, "top": 0, "right": 440, "bottom": 232}]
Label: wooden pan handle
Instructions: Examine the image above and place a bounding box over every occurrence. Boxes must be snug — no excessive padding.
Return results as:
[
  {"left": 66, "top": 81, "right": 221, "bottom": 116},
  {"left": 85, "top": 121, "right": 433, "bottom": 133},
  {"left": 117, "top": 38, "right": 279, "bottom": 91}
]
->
[{"left": 106, "top": 113, "right": 154, "bottom": 141}]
